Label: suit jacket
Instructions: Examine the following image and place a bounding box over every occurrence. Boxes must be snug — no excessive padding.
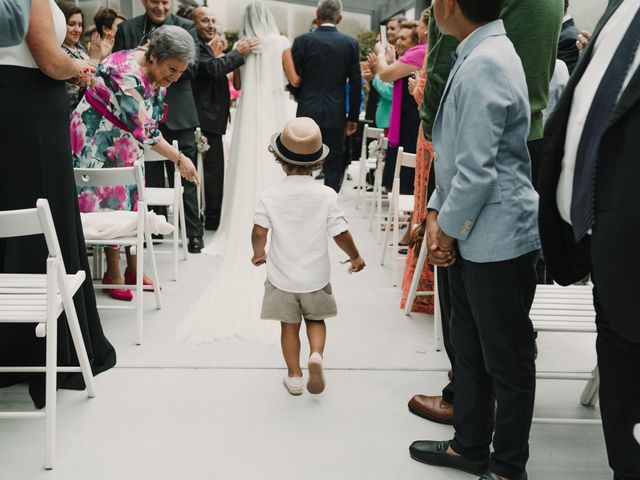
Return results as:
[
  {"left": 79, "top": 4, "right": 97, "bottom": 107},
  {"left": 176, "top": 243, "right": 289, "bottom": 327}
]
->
[
  {"left": 427, "top": 20, "right": 540, "bottom": 263},
  {"left": 191, "top": 37, "right": 244, "bottom": 135},
  {"left": 291, "top": 25, "right": 361, "bottom": 129},
  {"left": 557, "top": 18, "right": 581, "bottom": 74},
  {"left": 538, "top": 0, "right": 640, "bottom": 342},
  {"left": 113, "top": 14, "right": 200, "bottom": 131}
]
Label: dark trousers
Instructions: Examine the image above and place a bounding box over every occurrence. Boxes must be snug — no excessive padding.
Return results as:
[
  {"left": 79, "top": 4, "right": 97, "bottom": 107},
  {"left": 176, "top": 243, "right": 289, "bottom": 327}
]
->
[
  {"left": 438, "top": 266, "right": 456, "bottom": 404},
  {"left": 147, "top": 126, "right": 202, "bottom": 238},
  {"left": 593, "top": 285, "right": 640, "bottom": 480},
  {"left": 527, "top": 139, "right": 551, "bottom": 284},
  {"left": 449, "top": 252, "right": 538, "bottom": 479},
  {"left": 202, "top": 131, "right": 224, "bottom": 229},
  {"left": 322, "top": 127, "right": 346, "bottom": 193}
]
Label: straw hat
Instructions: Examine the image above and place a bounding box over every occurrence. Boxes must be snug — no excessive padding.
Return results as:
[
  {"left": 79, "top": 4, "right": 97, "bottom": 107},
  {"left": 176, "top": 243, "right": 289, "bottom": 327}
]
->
[{"left": 269, "top": 117, "right": 330, "bottom": 166}]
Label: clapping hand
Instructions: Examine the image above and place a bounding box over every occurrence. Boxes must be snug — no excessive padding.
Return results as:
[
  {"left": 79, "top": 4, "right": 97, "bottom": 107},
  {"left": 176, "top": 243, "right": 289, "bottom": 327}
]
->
[
  {"left": 426, "top": 211, "right": 457, "bottom": 267},
  {"left": 87, "top": 31, "right": 114, "bottom": 61},
  {"left": 408, "top": 72, "right": 419, "bottom": 96},
  {"left": 367, "top": 52, "right": 379, "bottom": 74},
  {"left": 235, "top": 37, "right": 261, "bottom": 56},
  {"left": 361, "top": 61, "right": 374, "bottom": 82}
]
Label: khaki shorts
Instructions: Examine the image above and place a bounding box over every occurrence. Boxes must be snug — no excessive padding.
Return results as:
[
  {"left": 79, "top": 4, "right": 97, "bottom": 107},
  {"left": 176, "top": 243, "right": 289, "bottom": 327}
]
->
[{"left": 260, "top": 280, "right": 337, "bottom": 324}]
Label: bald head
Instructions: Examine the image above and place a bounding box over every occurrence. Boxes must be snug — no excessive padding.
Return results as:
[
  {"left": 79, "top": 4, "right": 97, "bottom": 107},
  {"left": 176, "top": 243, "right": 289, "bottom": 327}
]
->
[{"left": 193, "top": 6, "right": 217, "bottom": 42}]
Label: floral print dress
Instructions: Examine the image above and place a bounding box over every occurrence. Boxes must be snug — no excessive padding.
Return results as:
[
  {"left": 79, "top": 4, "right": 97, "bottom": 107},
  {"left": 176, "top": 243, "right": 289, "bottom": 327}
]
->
[{"left": 71, "top": 50, "right": 166, "bottom": 213}]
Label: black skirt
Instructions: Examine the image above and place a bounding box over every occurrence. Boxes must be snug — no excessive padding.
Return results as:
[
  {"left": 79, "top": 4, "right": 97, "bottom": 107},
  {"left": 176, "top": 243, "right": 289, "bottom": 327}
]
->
[{"left": 0, "top": 65, "right": 116, "bottom": 408}]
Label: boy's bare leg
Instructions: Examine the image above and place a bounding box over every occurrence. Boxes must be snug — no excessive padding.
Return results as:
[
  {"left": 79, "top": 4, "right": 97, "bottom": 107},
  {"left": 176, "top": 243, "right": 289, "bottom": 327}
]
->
[
  {"left": 281, "top": 322, "right": 303, "bottom": 377},
  {"left": 305, "top": 319, "right": 326, "bottom": 356}
]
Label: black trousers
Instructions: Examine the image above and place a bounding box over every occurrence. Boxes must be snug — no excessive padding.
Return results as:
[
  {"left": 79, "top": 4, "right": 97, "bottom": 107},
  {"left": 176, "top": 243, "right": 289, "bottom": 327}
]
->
[
  {"left": 593, "top": 285, "right": 640, "bottom": 479},
  {"left": 147, "top": 126, "right": 202, "bottom": 238},
  {"left": 527, "top": 139, "right": 552, "bottom": 284},
  {"left": 322, "top": 127, "right": 346, "bottom": 193},
  {"left": 449, "top": 252, "right": 538, "bottom": 479},
  {"left": 438, "top": 266, "right": 456, "bottom": 404},
  {"left": 202, "top": 131, "right": 224, "bottom": 229}
]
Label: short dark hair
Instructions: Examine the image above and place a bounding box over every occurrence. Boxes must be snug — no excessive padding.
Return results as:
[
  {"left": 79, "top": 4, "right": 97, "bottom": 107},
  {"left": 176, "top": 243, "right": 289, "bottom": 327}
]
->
[
  {"left": 269, "top": 148, "right": 324, "bottom": 174},
  {"left": 57, "top": 1, "right": 82, "bottom": 23},
  {"left": 564, "top": 0, "right": 569, "bottom": 13},
  {"left": 457, "top": 0, "right": 504, "bottom": 24},
  {"left": 93, "top": 8, "right": 126, "bottom": 37}
]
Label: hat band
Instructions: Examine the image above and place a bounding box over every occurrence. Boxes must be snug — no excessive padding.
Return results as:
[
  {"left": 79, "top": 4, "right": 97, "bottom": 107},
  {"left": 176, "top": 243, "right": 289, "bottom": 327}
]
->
[{"left": 276, "top": 135, "right": 323, "bottom": 163}]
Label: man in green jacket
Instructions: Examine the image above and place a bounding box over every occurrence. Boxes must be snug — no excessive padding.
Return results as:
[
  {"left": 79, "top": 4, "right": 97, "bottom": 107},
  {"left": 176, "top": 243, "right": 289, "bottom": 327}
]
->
[{"left": 408, "top": 0, "right": 563, "bottom": 442}]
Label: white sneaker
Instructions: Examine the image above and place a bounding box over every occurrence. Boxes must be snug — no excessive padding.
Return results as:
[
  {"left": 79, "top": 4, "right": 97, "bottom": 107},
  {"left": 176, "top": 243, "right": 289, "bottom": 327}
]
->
[
  {"left": 307, "top": 352, "right": 326, "bottom": 394},
  {"left": 283, "top": 374, "right": 303, "bottom": 395}
]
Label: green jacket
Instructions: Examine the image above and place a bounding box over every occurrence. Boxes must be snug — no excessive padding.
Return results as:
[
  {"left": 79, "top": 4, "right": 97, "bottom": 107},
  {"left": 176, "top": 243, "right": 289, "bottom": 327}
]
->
[{"left": 420, "top": 0, "right": 564, "bottom": 141}]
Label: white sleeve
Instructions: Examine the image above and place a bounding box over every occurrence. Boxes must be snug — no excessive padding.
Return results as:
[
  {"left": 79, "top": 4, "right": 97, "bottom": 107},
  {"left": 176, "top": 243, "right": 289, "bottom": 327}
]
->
[
  {"left": 253, "top": 197, "right": 271, "bottom": 229},
  {"left": 327, "top": 200, "right": 349, "bottom": 237}
]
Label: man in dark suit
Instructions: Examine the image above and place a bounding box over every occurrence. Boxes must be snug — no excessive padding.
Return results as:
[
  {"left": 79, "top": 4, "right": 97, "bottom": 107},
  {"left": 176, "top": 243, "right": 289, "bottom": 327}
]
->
[
  {"left": 538, "top": 0, "right": 640, "bottom": 477},
  {"left": 292, "top": 0, "right": 361, "bottom": 193},
  {"left": 190, "top": 6, "right": 258, "bottom": 231},
  {"left": 113, "top": 0, "right": 204, "bottom": 253},
  {"left": 558, "top": 0, "right": 581, "bottom": 74}
]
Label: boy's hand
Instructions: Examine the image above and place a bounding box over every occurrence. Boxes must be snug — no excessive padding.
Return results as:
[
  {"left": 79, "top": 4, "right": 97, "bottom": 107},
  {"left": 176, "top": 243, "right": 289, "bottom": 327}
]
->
[
  {"left": 251, "top": 252, "right": 266, "bottom": 266},
  {"left": 342, "top": 255, "right": 366, "bottom": 273}
]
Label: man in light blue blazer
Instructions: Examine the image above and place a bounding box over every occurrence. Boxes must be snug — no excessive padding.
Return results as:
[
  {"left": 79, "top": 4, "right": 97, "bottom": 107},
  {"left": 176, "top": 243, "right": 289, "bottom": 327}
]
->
[{"left": 409, "top": 1, "right": 540, "bottom": 480}]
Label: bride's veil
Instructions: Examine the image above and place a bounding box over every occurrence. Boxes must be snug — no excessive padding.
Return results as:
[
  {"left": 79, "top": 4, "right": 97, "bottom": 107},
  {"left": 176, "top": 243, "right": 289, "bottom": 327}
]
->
[{"left": 241, "top": 1, "right": 280, "bottom": 39}]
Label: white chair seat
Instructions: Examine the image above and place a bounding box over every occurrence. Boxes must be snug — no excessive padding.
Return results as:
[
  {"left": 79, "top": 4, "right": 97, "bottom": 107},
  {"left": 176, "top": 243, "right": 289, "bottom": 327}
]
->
[
  {"left": 84, "top": 236, "right": 138, "bottom": 247},
  {"left": 398, "top": 194, "right": 415, "bottom": 213}
]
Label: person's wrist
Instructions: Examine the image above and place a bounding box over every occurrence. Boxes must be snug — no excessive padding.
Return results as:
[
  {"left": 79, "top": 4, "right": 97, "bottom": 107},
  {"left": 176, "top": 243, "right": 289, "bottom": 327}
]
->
[{"left": 176, "top": 151, "right": 182, "bottom": 167}]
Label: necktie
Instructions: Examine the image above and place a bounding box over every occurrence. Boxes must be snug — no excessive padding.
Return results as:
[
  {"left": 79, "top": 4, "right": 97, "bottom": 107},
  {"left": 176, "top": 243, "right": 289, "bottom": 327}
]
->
[{"left": 570, "top": 7, "right": 640, "bottom": 241}]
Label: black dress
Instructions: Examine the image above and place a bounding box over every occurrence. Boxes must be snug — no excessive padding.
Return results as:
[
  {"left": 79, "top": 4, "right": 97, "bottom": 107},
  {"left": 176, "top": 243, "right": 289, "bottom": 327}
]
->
[
  {"left": 0, "top": 65, "right": 117, "bottom": 408},
  {"left": 382, "top": 76, "right": 420, "bottom": 194}
]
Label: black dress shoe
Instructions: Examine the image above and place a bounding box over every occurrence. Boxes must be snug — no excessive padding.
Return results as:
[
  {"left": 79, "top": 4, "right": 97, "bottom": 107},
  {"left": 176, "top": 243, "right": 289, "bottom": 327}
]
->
[
  {"left": 188, "top": 236, "right": 203, "bottom": 254},
  {"left": 409, "top": 440, "right": 489, "bottom": 475},
  {"left": 204, "top": 222, "right": 219, "bottom": 231},
  {"left": 479, "top": 471, "right": 528, "bottom": 480}
]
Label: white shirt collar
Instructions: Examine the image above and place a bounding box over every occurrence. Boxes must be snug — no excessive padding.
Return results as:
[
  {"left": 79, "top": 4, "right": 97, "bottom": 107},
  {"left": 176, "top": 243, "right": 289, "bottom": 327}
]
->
[
  {"left": 456, "top": 26, "right": 482, "bottom": 55},
  {"left": 320, "top": 23, "right": 335, "bottom": 27},
  {"left": 563, "top": 14, "right": 573, "bottom": 23}
]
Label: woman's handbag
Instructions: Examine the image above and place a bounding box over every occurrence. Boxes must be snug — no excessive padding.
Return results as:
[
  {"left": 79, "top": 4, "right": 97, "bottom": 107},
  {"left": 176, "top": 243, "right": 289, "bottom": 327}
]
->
[{"left": 0, "top": 0, "right": 31, "bottom": 47}]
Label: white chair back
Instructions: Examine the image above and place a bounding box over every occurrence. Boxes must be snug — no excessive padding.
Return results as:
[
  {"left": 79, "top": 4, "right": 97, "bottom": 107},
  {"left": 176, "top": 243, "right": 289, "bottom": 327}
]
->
[
  {"left": 74, "top": 162, "right": 145, "bottom": 202},
  {"left": 0, "top": 200, "right": 61, "bottom": 258}
]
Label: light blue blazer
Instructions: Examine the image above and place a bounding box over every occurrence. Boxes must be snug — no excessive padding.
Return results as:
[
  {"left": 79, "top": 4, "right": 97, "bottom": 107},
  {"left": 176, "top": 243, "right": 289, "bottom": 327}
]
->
[{"left": 428, "top": 20, "right": 540, "bottom": 263}]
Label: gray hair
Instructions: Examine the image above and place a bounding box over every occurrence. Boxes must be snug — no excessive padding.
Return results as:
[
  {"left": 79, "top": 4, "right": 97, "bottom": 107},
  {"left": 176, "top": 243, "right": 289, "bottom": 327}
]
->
[
  {"left": 317, "top": 0, "right": 342, "bottom": 22},
  {"left": 146, "top": 25, "right": 196, "bottom": 65}
]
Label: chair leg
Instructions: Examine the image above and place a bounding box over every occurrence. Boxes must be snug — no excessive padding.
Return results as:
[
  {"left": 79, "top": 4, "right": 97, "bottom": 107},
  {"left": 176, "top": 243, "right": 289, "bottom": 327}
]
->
[
  {"left": 180, "top": 198, "right": 188, "bottom": 260},
  {"left": 404, "top": 234, "right": 429, "bottom": 316},
  {"left": 45, "top": 259, "right": 57, "bottom": 470},
  {"left": 136, "top": 235, "right": 144, "bottom": 346},
  {"left": 58, "top": 268, "right": 96, "bottom": 398},
  {"left": 380, "top": 201, "right": 393, "bottom": 266},
  {"left": 172, "top": 205, "right": 179, "bottom": 281},
  {"left": 392, "top": 205, "right": 400, "bottom": 287},
  {"left": 580, "top": 365, "right": 600, "bottom": 407},
  {"left": 144, "top": 216, "right": 163, "bottom": 311}
]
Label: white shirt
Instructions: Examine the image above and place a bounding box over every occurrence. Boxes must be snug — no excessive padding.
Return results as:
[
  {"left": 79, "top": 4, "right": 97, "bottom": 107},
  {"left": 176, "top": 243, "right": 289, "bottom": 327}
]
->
[
  {"left": 556, "top": 0, "right": 640, "bottom": 225},
  {"left": 0, "top": 0, "right": 66, "bottom": 68},
  {"left": 253, "top": 175, "right": 349, "bottom": 293}
]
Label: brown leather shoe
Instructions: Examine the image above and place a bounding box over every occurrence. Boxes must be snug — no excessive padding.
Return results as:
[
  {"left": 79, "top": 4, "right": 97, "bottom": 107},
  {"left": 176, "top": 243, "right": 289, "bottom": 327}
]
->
[{"left": 408, "top": 395, "right": 454, "bottom": 425}]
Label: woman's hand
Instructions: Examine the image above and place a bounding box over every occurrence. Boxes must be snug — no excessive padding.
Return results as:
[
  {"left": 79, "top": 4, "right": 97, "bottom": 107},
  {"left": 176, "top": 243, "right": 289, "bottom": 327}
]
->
[
  {"left": 69, "top": 59, "right": 97, "bottom": 87},
  {"left": 408, "top": 73, "right": 418, "bottom": 95},
  {"left": 87, "top": 31, "right": 114, "bottom": 61},
  {"left": 177, "top": 153, "right": 200, "bottom": 185},
  {"left": 367, "top": 52, "right": 378, "bottom": 74}
]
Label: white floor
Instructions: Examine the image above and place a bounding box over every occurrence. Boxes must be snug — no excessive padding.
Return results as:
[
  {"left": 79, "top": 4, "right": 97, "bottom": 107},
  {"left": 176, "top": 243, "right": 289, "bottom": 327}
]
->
[{"left": 0, "top": 182, "right": 610, "bottom": 480}]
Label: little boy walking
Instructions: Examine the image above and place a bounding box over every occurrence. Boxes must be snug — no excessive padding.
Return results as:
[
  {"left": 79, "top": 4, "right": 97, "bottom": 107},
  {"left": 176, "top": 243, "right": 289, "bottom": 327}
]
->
[{"left": 251, "top": 117, "right": 365, "bottom": 396}]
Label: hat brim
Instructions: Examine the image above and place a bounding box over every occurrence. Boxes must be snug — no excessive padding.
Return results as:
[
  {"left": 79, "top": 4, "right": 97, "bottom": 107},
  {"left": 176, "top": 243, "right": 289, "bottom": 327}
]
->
[{"left": 269, "top": 132, "right": 330, "bottom": 166}]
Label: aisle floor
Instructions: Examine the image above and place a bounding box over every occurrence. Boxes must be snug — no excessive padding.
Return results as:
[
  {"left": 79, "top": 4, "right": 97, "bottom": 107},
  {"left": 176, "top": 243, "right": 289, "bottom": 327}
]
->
[{"left": 0, "top": 183, "right": 608, "bottom": 480}]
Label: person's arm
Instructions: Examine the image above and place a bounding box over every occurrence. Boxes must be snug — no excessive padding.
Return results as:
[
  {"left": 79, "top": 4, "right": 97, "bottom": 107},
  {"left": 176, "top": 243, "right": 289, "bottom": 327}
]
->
[
  {"left": 150, "top": 137, "right": 199, "bottom": 184},
  {"left": 371, "top": 74, "right": 393, "bottom": 100},
  {"left": 251, "top": 225, "right": 268, "bottom": 266},
  {"left": 232, "top": 69, "right": 241, "bottom": 90},
  {"left": 282, "top": 48, "right": 301, "bottom": 87},
  {"left": 26, "top": 0, "right": 90, "bottom": 80},
  {"left": 333, "top": 231, "right": 365, "bottom": 273},
  {"left": 200, "top": 47, "right": 244, "bottom": 79},
  {"left": 346, "top": 40, "right": 361, "bottom": 135}
]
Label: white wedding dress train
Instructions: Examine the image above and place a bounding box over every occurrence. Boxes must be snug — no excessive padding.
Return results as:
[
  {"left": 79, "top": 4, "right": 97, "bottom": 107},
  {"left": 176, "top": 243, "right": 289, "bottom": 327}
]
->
[{"left": 178, "top": 34, "right": 295, "bottom": 343}]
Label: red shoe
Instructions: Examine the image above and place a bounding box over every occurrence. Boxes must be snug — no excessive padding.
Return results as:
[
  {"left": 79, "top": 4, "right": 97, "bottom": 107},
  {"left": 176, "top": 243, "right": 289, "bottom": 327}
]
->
[
  {"left": 124, "top": 268, "right": 158, "bottom": 291},
  {"left": 101, "top": 274, "right": 133, "bottom": 301}
]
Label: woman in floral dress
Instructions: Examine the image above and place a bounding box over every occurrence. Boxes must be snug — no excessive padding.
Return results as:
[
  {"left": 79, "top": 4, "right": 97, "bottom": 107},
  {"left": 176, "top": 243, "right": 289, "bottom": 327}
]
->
[
  {"left": 71, "top": 25, "right": 199, "bottom": 300},
  {"left": 399, "top": 12, "right": 434, "bottom": 315}
]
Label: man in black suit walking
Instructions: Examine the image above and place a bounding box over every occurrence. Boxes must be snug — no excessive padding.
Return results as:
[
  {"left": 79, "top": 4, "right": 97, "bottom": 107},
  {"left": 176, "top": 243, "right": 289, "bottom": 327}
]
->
[
  {"left": 113, "top": 0, "right": 204, "bottom": 253},
  {"left": 292, "top": 0, "right": 361, "bottom": 193},
  {"left": 190, "top": 6, "right": 258, "bottom": 231},
  {"left": 557, "top": 0, "right": 581, "bottom": 74},
  {"left": 538, "top": 0, "right": 640, "bottom": 477}
]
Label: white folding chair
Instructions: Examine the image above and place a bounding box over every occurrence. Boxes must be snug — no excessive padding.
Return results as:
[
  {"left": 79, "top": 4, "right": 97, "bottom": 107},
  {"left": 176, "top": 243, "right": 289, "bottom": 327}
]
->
[
  {"left": 194, "top": 127, "right": 206, "bottom": 220},
  {"left": 380, "top": 147, "right": 416, "bottom": 286},
  {"left": 143, "top": 140, "right": 188, "bottom": 281},
  {"left": 355, "top": 124, "right": 385, "bottom": 210},
  {"left": 368, "top": 135, "right": 388, "bottom": 242},
  {"left": 75, "top": 162, "right": 162, "bottom": 345},
  {"left": 0, "top": 199, "right": 96, "bottom": 470},
  {"left": 404, "top": 234, "right": 442, "bottom": 351}
]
